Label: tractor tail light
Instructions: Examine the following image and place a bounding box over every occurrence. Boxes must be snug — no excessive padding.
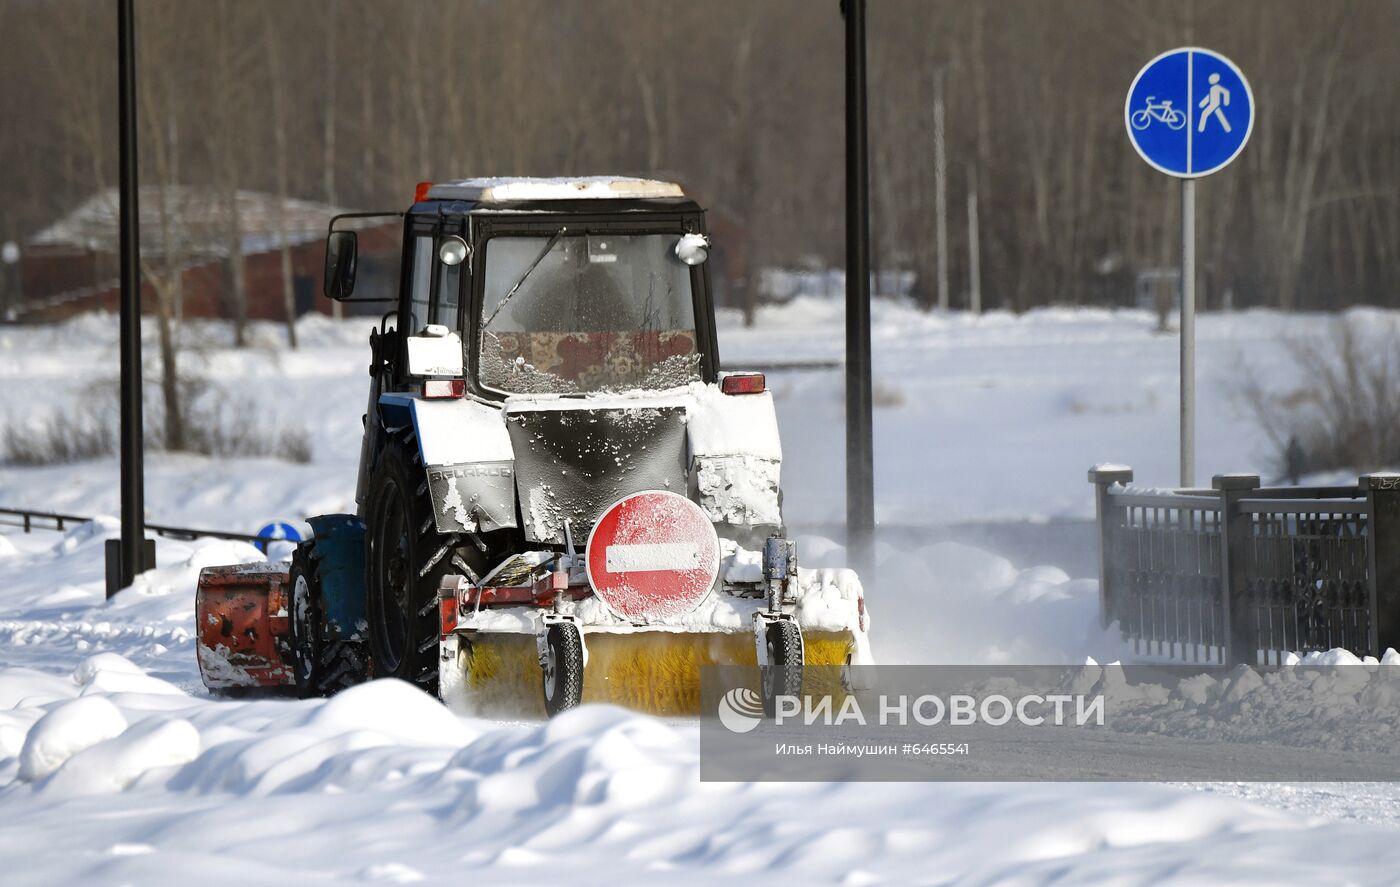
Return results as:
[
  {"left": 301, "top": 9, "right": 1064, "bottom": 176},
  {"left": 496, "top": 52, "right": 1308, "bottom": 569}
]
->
[
  {"left": 414, "top": 181, "right": 434, "bottom": 202},
  {"left": 721, "top": 373, "right": 766, "bottom": 395},
  {"left": 422, "top": 379, "right": 465, "bottom": 399},
  {"left": 439, "top": 594, "right": 458, "bottom": 638}
]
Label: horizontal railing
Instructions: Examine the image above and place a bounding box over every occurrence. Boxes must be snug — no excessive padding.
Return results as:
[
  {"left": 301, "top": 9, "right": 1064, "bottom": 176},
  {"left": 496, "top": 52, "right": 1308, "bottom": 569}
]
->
[
  {"left": 1090, "top": 467, "right": 1400, "bottom": 665},
  {"left": 0, "top": 505, "right": 274, "bottom": 547}
]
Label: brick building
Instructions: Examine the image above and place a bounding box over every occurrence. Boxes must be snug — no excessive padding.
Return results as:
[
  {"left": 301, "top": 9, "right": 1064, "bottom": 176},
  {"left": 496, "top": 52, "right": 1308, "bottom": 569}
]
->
[{"left": 12, "top": 187, "right": 398, "bottom": 323}]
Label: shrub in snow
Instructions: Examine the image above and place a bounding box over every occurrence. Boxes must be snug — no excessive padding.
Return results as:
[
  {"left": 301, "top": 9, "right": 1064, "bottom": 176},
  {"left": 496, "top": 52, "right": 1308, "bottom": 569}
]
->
[
  {"left": 1235, "top": 315, "right": 1400, "bottom": 479},
  {"left": 2, "top": 405, "right": 116, "bottom": 465},
  {"left": 18, "top": 696, "right": 127, "bottom": 782}
]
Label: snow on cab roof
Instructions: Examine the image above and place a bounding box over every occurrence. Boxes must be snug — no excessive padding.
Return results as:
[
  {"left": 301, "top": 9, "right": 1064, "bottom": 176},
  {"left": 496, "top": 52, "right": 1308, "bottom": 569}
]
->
[{"left": 425, "top": 176, "right": 685, "bottom": 202}]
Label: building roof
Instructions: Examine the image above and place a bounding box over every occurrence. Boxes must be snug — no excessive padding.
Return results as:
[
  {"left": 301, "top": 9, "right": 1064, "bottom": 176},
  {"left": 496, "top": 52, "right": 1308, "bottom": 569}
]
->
[
  {"left": 28, "top": 187, "right": 365, "bottom": 258},
  {"left": 425, "top": 176, "right": 685, "bottom": 203}
]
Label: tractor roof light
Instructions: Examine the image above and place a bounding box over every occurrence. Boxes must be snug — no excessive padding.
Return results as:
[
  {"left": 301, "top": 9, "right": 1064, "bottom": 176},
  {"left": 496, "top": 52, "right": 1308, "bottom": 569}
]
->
[
  {"left": 414, "top": 181, "right": 434, "bottom": 203},
  {"left": 720, "top": 372, "right": 766, "bottom": 395}
]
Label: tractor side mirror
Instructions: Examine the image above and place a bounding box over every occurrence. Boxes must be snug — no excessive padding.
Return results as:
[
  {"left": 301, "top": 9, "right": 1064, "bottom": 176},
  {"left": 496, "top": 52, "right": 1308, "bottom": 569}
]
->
[{"left": 324, "top": 230, "right": 358, "bottom": 300}]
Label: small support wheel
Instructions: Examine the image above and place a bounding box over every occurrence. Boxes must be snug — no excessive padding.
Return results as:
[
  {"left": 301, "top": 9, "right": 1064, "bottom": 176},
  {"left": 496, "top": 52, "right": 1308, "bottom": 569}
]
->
[
  {"left": 762, "top": 620, "right": 804, "bottom": 718},
  {"left": 541, "top": 622, "right": 584, "bottom": 717}
]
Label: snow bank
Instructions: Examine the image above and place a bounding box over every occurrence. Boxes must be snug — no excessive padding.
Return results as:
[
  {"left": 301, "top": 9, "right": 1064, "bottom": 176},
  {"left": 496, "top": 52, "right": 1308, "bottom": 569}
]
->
[
  {"left": 4, "top": 657, "right": 1400, "bottom": 884},
  {"left": 18, "top": 696, "right": 127, "bottom": 781},
  {"left": 1054, "top": 656, "right": 1400, "bottom": 755},
  {"left": 0, "top": 514, "right": 1397, "bottom": 882}
]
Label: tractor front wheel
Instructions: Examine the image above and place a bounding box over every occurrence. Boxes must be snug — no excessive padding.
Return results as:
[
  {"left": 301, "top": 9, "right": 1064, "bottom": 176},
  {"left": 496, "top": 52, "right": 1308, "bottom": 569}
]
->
[{"left": 366, "top": 439, "right": 454, "bottom": 694}]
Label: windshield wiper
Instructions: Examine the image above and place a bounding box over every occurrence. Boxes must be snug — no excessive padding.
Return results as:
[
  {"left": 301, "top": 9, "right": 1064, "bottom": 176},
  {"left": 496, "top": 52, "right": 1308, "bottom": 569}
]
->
[{"left": 482, "top": 226, "right": 567, "bottom": 331}]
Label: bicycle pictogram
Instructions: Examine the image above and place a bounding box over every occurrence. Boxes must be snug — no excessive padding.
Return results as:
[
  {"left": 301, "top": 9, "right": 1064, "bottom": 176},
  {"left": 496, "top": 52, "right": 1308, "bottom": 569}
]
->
[{"left": 1130, "top": 97, "right": 1187, "bottom": 131}]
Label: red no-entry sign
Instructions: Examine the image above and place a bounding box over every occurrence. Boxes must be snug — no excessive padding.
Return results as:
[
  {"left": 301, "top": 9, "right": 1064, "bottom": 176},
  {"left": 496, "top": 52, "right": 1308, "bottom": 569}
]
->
[{"left": 585, "top": 491, "right": 720, "bottom": 623}]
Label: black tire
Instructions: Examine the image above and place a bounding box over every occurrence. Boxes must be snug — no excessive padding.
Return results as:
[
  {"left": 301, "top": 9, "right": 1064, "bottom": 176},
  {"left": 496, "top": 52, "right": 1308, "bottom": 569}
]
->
[
  {"left": 541, "top": 622, "right": 584, "bottom": 717},
  {"left": 287, "top": 545, "right": 322, "bottom": 698},
  {"left": 288, "top": 542, "right": 369, "bottom": 697},
  {"left": 366, "top": 437, "right": 462, "bottom": 693},
  {"left": 762, "top": 620, "right": 804, "bottom": 718},
  {"left": 316, "top": 634, "right": 369, "bottom": 695}
]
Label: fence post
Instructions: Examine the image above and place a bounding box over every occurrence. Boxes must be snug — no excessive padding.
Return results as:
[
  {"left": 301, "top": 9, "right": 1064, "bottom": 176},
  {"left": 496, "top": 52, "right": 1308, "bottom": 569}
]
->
[
  {"left": 1215, "top": 473, "right": 1260, "bottom": 666},
  {"left": 1362, "top": 473, "right": 1400, "bottom": 657},
  {"left": 1089, "top": 465, "right": 1133, "bottom": 629}
]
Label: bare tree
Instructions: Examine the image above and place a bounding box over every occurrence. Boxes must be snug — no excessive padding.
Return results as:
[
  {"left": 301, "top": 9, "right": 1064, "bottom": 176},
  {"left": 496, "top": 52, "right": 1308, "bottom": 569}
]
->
[{"left": 261, "top": 12, "right": 299, "bottom": 348}]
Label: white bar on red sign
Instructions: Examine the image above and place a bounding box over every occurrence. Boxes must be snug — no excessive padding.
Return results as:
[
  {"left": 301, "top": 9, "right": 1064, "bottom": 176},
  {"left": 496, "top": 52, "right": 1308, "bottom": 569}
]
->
[{"left": 604, "top": 542, "right": 702, "bottom": 573}]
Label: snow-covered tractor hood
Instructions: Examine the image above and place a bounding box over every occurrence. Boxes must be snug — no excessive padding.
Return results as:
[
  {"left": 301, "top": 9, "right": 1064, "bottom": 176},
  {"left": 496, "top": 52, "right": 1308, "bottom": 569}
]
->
[{"left": 387, "top": 382, "right": 783, "bottom": 545}]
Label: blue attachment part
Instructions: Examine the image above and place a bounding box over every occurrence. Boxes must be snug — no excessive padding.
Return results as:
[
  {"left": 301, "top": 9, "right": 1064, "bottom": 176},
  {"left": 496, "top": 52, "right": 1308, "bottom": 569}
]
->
[
  {"left": 305, "top": 514, "right": 367, "bottom": 641},
  {"left": 377, "top": 391, "right": 415, "bottom": 432}
]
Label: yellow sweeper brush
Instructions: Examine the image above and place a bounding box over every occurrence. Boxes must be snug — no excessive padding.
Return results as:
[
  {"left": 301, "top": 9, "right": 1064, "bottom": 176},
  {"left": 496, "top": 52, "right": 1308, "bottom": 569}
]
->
[
  {"left": 446, "top": 630, "right": 857, "bottom": 717},
  {"left": 437, "top": 491, "right": 869, "bottom": 718}
]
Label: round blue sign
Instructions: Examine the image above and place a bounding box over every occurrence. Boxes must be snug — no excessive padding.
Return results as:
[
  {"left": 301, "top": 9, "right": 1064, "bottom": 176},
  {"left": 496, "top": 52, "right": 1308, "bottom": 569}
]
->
[
  {"left": 1125, "top": 47, "right": 1253, "bottom": 178},
  {"left": 255, "top": 520, "right": 303, "bottom": 553}
]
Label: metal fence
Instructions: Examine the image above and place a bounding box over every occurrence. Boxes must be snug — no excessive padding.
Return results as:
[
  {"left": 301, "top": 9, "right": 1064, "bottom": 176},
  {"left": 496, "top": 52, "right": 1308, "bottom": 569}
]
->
[
  {"left": 1090, "top": 467, "right": 1400, "bottom": 665},
  {"left": 0, "top": 505, "right": 273, "bottom": 547}
]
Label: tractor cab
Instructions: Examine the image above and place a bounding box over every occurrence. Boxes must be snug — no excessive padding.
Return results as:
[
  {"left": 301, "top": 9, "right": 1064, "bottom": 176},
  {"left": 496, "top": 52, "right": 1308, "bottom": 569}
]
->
[{"left": 325, "top": 177, "right": 720, "bottom": 400}]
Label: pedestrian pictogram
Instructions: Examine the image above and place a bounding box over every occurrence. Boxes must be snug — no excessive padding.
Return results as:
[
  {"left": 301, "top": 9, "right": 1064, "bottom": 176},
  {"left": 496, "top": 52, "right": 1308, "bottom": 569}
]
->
[{"left": 1198, "top": 73, "right": 1232, "bottom": 133}]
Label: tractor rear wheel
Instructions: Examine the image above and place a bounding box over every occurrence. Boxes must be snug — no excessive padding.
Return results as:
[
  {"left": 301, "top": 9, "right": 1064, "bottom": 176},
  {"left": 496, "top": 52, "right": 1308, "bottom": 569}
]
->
[{"left": 366, "top": 438, "right": 461, "bottom": 693}]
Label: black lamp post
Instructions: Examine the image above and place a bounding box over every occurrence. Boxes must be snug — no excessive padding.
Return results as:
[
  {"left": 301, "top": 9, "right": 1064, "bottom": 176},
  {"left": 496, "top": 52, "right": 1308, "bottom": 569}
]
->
[
  {"left": 842, "top": 0, "right": 875, "bottom": 575},
  {"left": 107, "top": 0, "right": 150, "bottom": 597}
]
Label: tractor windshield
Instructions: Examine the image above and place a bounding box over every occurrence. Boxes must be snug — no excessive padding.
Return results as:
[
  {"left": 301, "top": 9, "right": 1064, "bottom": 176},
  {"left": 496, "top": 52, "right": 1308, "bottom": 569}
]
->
[{"left": 478, "top": 232, "right": 702, "bottom": 395}]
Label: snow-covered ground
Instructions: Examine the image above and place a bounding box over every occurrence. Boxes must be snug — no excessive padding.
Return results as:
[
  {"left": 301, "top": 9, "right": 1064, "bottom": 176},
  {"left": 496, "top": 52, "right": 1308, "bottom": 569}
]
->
[{"left": 4, "top": 304, "right": 1400, "bottom": 884}]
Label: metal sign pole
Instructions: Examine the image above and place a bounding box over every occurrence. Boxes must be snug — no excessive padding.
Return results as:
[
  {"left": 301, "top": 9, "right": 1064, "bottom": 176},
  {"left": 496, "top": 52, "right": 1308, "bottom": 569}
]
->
[
  {"left": 842, "top": 0, "right": 875, "bottom": 575},
  {"left": 1180, "top": 178, "right": 1195, "bottom": 488},
  {"left": 1126, "top": 47, "right": 1251, "bottom": 489},
  {"left": 112, "top": 0, "right": 147, "bottom": 597}
]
